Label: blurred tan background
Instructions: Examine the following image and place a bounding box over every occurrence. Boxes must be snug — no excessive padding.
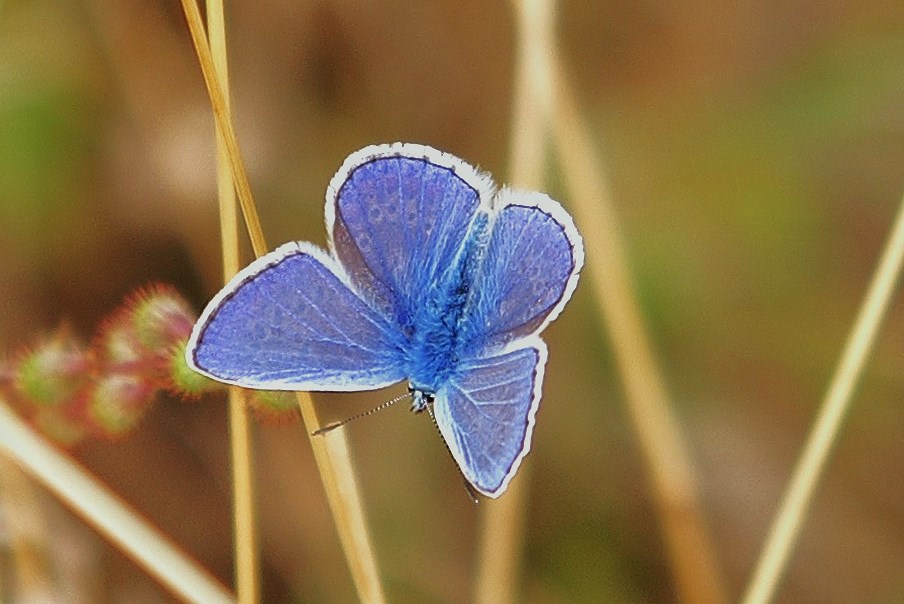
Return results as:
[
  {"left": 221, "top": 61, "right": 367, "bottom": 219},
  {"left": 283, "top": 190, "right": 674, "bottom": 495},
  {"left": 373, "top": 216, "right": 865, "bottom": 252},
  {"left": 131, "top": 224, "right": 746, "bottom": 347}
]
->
[{"left": 1, "top": 1, "right": 903, "bottom": 601}]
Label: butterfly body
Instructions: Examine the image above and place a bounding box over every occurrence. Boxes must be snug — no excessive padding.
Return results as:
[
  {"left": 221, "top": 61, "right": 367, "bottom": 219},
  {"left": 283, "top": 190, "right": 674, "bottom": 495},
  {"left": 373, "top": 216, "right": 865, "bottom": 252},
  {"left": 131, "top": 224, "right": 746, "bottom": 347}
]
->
[
  {"left": 187, "top": 143, "right": 583, "bottom": 497},
  {"left": 404, "top": 211, "right": 489, "bottom": 397}
]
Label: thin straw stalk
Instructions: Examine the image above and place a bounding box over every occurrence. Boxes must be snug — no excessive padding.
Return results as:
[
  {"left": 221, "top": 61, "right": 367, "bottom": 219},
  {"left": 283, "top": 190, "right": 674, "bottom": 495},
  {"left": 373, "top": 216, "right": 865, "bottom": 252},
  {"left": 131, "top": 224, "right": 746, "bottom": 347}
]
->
[
  {"left": 741, "top": 192, "right": 904, "bottom": 604},
  {"left": 204, "top": 1, "right": 260, "bottom": 602},
  {"left": 0, "top": 402, "right": 234, "bottom": 603},
  {"left": 547, "top": 26, "right": 728, "bottom": 604},
  {"left": 179, "top": 2, "right": 385, "bottom": 601},
  {"left": 473, "top": 1, "right": 556, "bottom": 602},
  {"left": 0, "top": 456, "right": 52, "bottom": 599}
]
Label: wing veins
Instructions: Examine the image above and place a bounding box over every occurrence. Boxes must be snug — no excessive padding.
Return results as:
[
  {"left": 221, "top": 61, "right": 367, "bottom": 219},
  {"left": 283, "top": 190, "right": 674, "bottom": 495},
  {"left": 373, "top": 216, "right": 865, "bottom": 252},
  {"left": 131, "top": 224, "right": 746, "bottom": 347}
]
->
[
  {"left": 257, "top": 269, "right": 387, "bottom": 356},
  {"left": 399, "top": 159, "right": 415, "bottom": 302},
  {"left": 450, "top": 383, "right": 523, "bottom": 426},
  {"left": 425, "top": 168, "right": 457, "bottom": 285}
]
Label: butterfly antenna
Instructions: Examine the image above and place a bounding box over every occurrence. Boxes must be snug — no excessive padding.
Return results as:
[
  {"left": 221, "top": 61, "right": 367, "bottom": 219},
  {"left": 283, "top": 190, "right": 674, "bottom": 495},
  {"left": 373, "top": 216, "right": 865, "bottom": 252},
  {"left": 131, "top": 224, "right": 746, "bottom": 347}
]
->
[
  {"left": 425, "top": 404, "right": 480, "bottom": 505},
  {"left": 312, "top": 391, "right": 411, "bottom": 436}
]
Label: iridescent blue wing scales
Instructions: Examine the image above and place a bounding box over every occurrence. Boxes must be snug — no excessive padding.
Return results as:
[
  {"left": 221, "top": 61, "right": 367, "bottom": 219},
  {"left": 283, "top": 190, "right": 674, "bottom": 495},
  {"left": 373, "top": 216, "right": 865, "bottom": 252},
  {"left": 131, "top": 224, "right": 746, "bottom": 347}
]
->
[
  {"left": 461, "top": 189, "right": 584, "bottom": 354},
  {"left": 433, "top": 339, "right": 547, "bottom": 498},
  {"left": 436, "top": 189, "right": 582, "bottom": 496},
  {"left": 326, "top": 143, "right": 494, "bottom": 328},
  {"left": 187, "top": 242, "right": 406, "bottom": 391}
]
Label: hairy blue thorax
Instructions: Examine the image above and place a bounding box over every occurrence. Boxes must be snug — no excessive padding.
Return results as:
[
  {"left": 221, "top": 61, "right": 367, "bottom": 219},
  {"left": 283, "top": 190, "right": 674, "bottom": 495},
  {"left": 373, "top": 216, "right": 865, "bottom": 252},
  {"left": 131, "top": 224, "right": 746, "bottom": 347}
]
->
[{"left": 406, "top": 212, "right": 489, "bottom": 396}]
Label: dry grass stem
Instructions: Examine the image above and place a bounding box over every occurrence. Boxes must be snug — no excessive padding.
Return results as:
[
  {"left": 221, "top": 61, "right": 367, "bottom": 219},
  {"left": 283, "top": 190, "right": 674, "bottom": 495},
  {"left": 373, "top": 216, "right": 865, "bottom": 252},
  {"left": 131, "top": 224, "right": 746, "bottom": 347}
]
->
[
  {"left": 299, "top": 402, "right": 386, "bottom": 604},
  {"left": 473, "top": 1, "right": 556, "bottom": 602},
  {"left": 226, "top": 389, "right": 259, "bottom": 604},
  {"left": 0, "top": 402, "right": 234, "bottom": 603},
  {"left": 179, "top": 0, "right": 266, "bottom": 256},
  {"left": 180, "top": 2, "right": 386, "bottom": 600},
  {"left": 474, "top": 471, "right": 531, "bottom": 604},
  {"left": 546, "top": 25, "right": 728, "bottom": 604},
  {"left": 204, "top": 1, "right": 260, "bottom": 602},
  {"left": 741, "top": 192, "right": 904, "bottom": 604},
  {"left": 0, "top": 456, "right": 51, "bottom": 599}
]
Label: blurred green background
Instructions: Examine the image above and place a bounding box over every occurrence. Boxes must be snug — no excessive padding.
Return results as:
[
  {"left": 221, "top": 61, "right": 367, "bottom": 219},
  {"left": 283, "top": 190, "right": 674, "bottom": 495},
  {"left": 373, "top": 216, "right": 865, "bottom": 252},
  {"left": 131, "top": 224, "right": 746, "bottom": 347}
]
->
[{"left": 1, "top": 1, "right": 902, "bottom": 602}]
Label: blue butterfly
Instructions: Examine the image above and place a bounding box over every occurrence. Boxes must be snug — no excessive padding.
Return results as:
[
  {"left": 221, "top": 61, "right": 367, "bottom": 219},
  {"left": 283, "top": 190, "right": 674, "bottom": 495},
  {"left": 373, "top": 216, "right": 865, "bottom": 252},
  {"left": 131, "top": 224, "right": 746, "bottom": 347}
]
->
[{"left": 186, "top": 143, "right": 584, "bottom": 497}]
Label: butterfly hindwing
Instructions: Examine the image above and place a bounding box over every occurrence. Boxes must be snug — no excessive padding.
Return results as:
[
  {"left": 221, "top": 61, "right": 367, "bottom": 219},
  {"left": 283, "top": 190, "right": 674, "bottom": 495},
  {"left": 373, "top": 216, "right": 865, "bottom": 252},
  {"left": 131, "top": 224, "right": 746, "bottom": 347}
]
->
[
  {"left": 187, "top": 242, "right": 406, "bottom": 391},
  {"left": 461, "top": 190, "right": 584, "bottom": 354},
  {"left": 433, "top": 338, "right": 547, "bottom": 497}
]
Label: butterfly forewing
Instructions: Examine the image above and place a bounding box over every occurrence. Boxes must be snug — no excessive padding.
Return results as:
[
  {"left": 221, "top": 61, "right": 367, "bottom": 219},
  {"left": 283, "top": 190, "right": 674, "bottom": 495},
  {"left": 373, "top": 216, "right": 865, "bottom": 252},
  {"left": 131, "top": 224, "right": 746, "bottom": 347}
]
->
[
  {"left": 328, "top": 144, "right": 492, "bottom": 327},
  {"left": 187, "top": 243, "right": 406, "bottom": 391}
]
